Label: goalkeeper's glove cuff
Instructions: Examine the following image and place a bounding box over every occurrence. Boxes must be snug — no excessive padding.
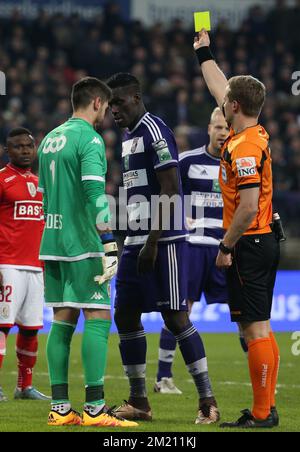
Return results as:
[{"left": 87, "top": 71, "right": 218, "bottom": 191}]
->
[
  {"left": 103, "top": 241, "right": 118, "bottom": 256},
  {"left": 100, "top": 232, "right": 118, "bottom": 254},
  {"left": 95, "top": 233, "right": 118, "bottom": 286}
]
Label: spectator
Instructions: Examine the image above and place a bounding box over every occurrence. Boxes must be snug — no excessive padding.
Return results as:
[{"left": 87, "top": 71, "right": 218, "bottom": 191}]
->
[{"left": 0, "top": 5, "right": 299, "bottom": 236}]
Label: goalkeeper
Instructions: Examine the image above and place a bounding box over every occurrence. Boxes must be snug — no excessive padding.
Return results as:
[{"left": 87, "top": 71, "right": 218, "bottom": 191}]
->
[{"left": 38, "top": 77, "right": 137, "bottom": 428}]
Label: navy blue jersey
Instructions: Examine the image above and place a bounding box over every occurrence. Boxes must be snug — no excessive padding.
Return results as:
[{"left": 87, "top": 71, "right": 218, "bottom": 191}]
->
[
  {"left": 179, "top": 146, "right": 224, "bottom": 246},
  {"left": 121, "top": 112, "right": 187, "bottom": 247}
]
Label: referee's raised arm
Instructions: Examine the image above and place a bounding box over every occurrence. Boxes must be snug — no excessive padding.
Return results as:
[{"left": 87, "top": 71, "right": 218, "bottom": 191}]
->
[
  {"left": 193, "top": 29, "right": 227, "bottom": 109},
  {"left": 193, "top": 28, "right": 281, "bottom": 430}
]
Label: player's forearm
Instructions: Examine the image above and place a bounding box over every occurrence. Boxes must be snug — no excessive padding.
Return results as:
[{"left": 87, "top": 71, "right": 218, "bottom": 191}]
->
[
  {"left": 82, "top": 179, "right": 111, "bottom": 230},
  {"left": 200, "top": 59, "right": 227, "bottom": 109},
  {"left": 223, "top": 204, "right": 258, "bottom": 248},
  {"left": 147, "top": 202, "right": 165, "bottom": 245}
]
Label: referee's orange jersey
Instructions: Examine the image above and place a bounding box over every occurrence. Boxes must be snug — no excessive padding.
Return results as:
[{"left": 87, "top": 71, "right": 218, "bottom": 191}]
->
[{"left": 219, "top": 124, "right": 272, "bottom": 235}]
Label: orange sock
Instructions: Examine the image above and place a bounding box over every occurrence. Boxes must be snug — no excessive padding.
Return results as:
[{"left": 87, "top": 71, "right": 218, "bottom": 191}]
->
[
  {"left": 248, "top": 337, "right": 275, "bottom": 420},
  {"left": 269, "top": 332, "right": 280, "bottom": 407}
]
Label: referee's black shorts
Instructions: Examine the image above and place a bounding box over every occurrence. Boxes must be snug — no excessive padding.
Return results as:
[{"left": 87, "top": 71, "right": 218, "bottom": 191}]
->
[{"left": 226, "top": 232, "right": 280, "bottom": 323}]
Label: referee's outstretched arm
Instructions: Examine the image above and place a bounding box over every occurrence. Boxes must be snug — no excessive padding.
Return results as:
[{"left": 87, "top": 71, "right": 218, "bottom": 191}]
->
[{"left": 194, "top": 29, "right": 227, "bottom": 110}]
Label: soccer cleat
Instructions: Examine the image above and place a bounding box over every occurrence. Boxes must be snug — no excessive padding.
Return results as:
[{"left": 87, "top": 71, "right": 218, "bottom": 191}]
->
[
  {"left": 154, "top": 378, "right": 182, "bottom": 394},
  {"left": 113, "top": 400, "right": 152, "bottom": 421},
  {"left": 0, "top": 386, "right": 8, "bottom": 402},
  {"left": 195, "top": 403, "right": 220, "bottom": 425},
  {"left": 271, "top": 406, "right": 279, "bottom": 427},
  {"left": 47, "top": 409, "right": 82, "bottom": 426},
  {"left": 82, "top": 405, "right": 138, "bottom": 428},
  {"left": 14, "top": 386, "right": 51, "bottom": 400},
  {"left": 220, "top": 409, "right": 274, "bottom": 429}
]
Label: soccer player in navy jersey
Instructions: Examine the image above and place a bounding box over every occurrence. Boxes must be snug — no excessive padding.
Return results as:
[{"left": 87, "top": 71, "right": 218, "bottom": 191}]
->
[
  {"left": 107, "top": 73, "right": 220, "bottom": 425},
  {"left": 154, "top": 109, "right": 248, "bottom": 395}
]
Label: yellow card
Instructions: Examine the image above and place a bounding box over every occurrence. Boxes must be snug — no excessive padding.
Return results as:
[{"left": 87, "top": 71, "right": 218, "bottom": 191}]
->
[{"left": 194, "top": 11, "right": 211, "bottom": 32}]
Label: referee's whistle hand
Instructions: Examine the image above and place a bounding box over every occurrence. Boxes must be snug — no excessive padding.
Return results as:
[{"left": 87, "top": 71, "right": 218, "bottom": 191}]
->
[{"left": 216, "top": 250, "right": 233, "bottom": 269}]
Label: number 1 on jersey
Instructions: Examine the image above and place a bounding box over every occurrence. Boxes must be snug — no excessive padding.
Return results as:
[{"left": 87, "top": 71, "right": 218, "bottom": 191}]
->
[{"left": 50, "top": 160, "right": 55, "bottom": 183}]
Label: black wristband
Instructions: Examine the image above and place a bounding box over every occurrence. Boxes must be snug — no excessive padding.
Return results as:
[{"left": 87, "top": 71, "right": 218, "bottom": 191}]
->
[
  {"left": 195, "top": 46, "right": 215, "bottom": 65},
  {"left": 219, "top": 241, "right": 233, "bottom": 255}
]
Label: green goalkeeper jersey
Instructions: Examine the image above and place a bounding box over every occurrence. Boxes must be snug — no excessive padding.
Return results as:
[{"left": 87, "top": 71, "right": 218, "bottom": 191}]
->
[{"left": 38, "top": 117, "right": 108, "bottom": 261}]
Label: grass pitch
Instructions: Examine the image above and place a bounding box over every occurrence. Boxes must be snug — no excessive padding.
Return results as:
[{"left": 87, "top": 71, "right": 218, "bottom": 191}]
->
[{"left": 0, "top": 332, "right": 299, "bottom": 432}]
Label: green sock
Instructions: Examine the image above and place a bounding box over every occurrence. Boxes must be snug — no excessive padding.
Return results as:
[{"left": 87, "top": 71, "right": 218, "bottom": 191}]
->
[
  {"left": 46, "top": 320, "right": 76, "bottom": 401},
  {"left": 82, "top": 319, "right": 111, "bottom": 404}
]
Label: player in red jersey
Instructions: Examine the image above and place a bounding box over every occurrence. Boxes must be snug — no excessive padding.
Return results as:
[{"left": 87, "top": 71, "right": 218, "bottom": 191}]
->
[{"left": 0, "top": 128, "right": 49, "bottom": 402}]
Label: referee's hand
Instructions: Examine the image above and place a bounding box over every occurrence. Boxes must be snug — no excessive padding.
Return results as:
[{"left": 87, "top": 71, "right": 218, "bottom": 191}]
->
[
  {"left": 216, "top": 250, "right": 233, "bottom": 269},
  {"left": 193, "top": 29, "right": 210, "bottom": 51}
]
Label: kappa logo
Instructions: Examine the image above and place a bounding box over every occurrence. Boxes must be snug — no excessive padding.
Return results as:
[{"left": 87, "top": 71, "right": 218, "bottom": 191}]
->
[
  {"left": 91, "top": 137, "right": 101, "bottom": 145},
  {"left": 90, "top": 292, "right": 104, "bottom": 300}
]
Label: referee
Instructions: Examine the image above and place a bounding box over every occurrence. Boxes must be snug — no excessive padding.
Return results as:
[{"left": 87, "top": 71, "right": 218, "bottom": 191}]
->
[{"left": 194, "top": 29, "right": 280, "bottom": 429}]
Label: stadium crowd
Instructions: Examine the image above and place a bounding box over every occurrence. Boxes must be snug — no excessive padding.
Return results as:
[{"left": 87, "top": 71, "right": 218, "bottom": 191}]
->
[{"left": 0, "top": 0, "right": 300, "bottom": 234}]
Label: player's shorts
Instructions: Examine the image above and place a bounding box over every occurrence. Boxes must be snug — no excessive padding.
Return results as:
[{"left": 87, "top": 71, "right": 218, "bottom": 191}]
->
[
  {"left": 0, "top": 268, "right": 44, "bottom": 329},
  {"left": 115, "top": 241, "right": 188, "bottom": 313},
  {"left": 44, "top": 258, "right": 110, "bottom": 310},
  {"left": 226, "top": 232, "right": 280, "bottom": 323},
  {"left": 188, "top": 244, "right": 228, "bottom": 304}
]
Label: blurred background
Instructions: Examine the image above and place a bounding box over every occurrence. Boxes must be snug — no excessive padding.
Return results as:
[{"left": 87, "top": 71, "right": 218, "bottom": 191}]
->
[
  {"left": 0, "top": 0, "right": 299, "bottom": 332},
  {"left": 1, "top": 0, "right": 300, "bottom": 270}
]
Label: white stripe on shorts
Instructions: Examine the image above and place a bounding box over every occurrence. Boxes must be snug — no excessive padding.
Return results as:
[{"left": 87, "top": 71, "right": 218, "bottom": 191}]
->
[
  {"left": 168, "top": 244, "right": 179, "bottom": 310},
  {"left": 167, "top": 245, "right": 174, "bottom": 309},
  {"left": 171, "top": 244, "right": 180, "bottom": 310}
]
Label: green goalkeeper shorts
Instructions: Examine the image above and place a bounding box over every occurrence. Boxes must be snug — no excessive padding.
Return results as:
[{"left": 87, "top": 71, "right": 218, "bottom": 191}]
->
[{"left": 44, "top": 258, "right": 111, "bottom": 309}]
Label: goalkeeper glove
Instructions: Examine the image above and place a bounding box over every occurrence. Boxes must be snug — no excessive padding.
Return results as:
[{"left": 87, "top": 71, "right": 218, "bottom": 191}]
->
[{"left": 94, "top": 233, "right": 118, "bottom": 285}]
